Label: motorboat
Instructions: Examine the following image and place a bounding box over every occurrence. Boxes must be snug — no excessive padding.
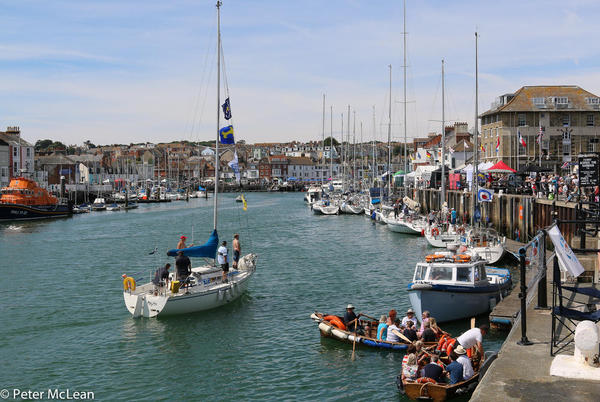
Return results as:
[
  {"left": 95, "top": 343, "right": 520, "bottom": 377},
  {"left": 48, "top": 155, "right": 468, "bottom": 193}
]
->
[
  {"left": 312, "top": 199, "right": 339, "bottom": 215},
  {"left": 0, "top": 177, "right": 72, "bottom": 220},
  {"left": 304, "top": 185, "right": 322, "bottom": 204},
  {"left": 384, "top": 213, "right": 427, "bottom": 234},
  {"left": 91, "top": 197, "right": 107, "bottom": 211},
  {"left": 408, "top": 253, "right": 512, "bottom": 323}
]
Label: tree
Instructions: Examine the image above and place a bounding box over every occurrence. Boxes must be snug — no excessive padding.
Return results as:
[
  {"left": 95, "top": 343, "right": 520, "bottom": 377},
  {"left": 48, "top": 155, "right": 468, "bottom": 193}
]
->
[
  {"left": 323, "top": 137, "right": 339, "bottom": 146},
  {"left": 35, "top": 139, "right": 53, "bottom": 151}
]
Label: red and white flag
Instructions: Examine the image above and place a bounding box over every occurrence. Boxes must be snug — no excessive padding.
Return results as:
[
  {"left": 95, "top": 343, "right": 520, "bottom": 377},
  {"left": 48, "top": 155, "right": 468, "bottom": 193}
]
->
[
  {"left": 495, "top": 134, "right": 500, "bottom": 153},
  {"left": 518, "top": 129, "right": 526, "bottom": 147}
]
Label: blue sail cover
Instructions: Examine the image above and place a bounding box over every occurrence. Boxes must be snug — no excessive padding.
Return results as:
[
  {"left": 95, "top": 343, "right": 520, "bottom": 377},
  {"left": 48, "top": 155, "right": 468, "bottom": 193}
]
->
[{"left": 167, "top": 229, "right": 219, "bottom": 259}]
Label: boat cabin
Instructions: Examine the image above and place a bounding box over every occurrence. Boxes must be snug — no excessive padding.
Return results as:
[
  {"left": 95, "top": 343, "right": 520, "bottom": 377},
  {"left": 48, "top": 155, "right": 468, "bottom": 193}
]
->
[{"left": 413, "top": 261, "right": 488, "bottom": 285}]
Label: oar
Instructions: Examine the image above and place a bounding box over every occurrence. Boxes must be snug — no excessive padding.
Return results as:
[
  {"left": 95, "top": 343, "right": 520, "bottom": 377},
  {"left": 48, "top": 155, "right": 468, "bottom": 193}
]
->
[
  {"left": 351, "top": 318, "right": 358, "bottom": 361},
  {"left": 391, "top": 328, "right": 413, "bottom": 345}
]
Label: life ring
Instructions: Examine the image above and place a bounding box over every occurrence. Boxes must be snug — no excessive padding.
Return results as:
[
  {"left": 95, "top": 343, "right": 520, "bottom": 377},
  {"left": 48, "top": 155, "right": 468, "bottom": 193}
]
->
[
  {"left": 416, "top": 377, "right": 437, "bottom": 384},
  {"left": 323, "top": 315, "right": 347, "bottom": 331},
  {"left": 457, "top": 227, "right": 465, "bottom": 234},
  {"left": 453, "top": 254, "right": 471, "bottom": 263},
  {"left": 123, "top": 276, "right": 136, "bottom": 291},
  {"left": 430, "top": 227, "right": 440, "bottom": 237}
]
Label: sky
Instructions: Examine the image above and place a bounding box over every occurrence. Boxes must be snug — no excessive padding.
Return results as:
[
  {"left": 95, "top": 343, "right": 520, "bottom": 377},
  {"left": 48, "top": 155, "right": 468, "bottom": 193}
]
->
[{"left": 1, "top": 0, "right": 600, "bottom": 147}]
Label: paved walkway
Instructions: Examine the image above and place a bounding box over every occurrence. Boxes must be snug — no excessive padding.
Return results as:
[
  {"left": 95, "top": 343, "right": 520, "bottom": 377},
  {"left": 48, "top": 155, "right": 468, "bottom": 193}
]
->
[{"left": 472, "top": 279, "right": 600, "bottom": 401}]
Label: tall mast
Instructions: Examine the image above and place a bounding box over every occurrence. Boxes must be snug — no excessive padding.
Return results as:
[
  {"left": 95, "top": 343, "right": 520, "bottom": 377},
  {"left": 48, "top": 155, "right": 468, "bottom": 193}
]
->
[
  {"left": 353, "top": 110, "right": 356, "bottom": 191},
  {"left": 330, "top": 105, "right": 333, "bottom": 181},
  {"left": 472, "top": 31, "right": 479, "bottom": 226},
  {"left": 388, "top": 64, "right": 392, "bottom": 198},
  {"left": 347, "top": 105, "right": 350, "bottom": 191},
  {"left": 341, "top": 112, "right": 344, "bottom": 182},
  {"left": 214, "top": 0, "right": 222, "bottom": 231},
  {"left": 322, "top": 93, "right": 326, "bottom": 186},
  {"left": 372, "top": 105, "right": 376, "bottom": 189},
  {"left": 360, "top": 121, "right": 364, "bottom": 190},
  {"left": 441, "top": 58, "right": 446, "bottom": 209},
  {"left": 403, "top": 0, "right": 407, "bottom": 174}
]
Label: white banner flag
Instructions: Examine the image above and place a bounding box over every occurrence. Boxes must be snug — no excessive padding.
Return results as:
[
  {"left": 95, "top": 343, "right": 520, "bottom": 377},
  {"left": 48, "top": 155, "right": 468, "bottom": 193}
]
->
[
  {"left": 228, "top": 151, "right": 240, "bottom": 184},
  {"left": 547, "top": 225, "right": 584, "bottom": 277}
]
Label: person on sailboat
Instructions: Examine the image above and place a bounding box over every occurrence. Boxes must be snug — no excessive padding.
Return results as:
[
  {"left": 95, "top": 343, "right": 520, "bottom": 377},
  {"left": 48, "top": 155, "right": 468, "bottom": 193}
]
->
[
  {"left": 175, "top": 251, "right": 191, "bottom": 283},
  {"left": 232, "top": 234, "right": 241, "bottom": 269},
  {"left": 218, "top": 241, "right": 229, "bottom": 282},
  {"left": 177, "top": 235, "right": 193, "bottom": 250},
  {"left": 152, "top": 263, "right": 171, "bottom": 290}
]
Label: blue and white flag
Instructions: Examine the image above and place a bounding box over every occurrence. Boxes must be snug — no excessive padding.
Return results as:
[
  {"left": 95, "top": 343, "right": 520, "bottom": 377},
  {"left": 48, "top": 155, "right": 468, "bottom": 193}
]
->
[
  {"left": 219, "top": 125, "right": 235, "bottom": 144},
  {"left": 228, "top": 151, "right": 240, "bottom": 183},
  {"left": 477, "top": 188, "right": 494, "bottom": 202},
  {"left": 222, "top": 98, "right": 232, "bottom": 120}
]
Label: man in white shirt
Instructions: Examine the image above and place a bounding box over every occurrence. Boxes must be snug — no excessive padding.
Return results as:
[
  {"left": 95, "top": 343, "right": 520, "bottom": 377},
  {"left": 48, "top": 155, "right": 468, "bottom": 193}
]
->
[
  {"left": 401, "top": 308, "right": 419, "bottom": 328},
  {"left": 456, "top": 324, "right": 488, "bottom": 357},
  {"left": 218, "top": 241, "right": 229, "bottom": 282},
  {"left": 454, "top": 345, "right": 474, "bottom": 380}
]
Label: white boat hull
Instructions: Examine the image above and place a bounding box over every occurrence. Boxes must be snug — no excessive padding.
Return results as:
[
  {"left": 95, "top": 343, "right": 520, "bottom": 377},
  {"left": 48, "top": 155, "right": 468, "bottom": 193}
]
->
[
  {"left": 408, "top": 287, "right": 503, "bottom": 323},
  {"left": 425, "top": 233, "right": 461, "bottom": 248},
  {"left": 340, "top": 203, "right": 363, "bottom": 214},
  {"left": 124, "top": 254, "right": 257, "bottom": 317},
  {"left": 320, "top": 205, "right": 339, "bottom": 215},
  {"left": 468, "top": 244, "right": 505, "bottom": 264}
]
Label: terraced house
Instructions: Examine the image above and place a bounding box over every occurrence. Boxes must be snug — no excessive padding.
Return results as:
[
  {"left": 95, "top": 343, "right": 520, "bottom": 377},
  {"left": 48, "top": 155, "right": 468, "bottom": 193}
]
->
[{"left": 480, "top": 85, "right": 600, "bottom": 169}]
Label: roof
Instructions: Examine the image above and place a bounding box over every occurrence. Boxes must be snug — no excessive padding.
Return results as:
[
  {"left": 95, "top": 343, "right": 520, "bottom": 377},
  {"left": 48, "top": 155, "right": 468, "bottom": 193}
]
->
[
  {"left": 36, "top": 152, "right": 76, "bottom": 165},
  {"left": 452, "top": 140, "right": 474, "bottom": 152},
  {"left": 0, "top": 132, "right": 33, "bottom": 147},
  {"left": 287, "top": 156, "right": 313, "bottom": 165},
  {"left": 481, "top": 85, "right": 600, "bottom": 116}
]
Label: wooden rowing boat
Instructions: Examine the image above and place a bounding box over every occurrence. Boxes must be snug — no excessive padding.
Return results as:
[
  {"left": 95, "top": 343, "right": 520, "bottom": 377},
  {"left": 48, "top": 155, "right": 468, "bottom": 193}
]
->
[
  {"left": 310, "top": 311, "right": 438, "bottom": 351},
  {"left": 398, "top": 374, "right": 479, "bottom": 402}
]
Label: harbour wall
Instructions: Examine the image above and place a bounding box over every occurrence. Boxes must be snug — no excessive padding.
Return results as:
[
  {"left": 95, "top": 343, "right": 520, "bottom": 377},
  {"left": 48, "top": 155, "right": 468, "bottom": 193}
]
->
[{"left": 408, "top": 189, "right": 578, "bottom": 245}]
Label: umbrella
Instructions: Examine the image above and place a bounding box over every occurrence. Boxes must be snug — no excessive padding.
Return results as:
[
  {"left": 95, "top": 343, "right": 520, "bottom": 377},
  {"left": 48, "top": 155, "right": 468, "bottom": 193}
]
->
[
  {"left": 485, "top": 160, "right": 516, "bottom": 173},
  {"left": 393, "top": 170, "right": 405, "bottom": 176},
  {"left": 287, "top": 177, "right": 297, "bottom": 181}
]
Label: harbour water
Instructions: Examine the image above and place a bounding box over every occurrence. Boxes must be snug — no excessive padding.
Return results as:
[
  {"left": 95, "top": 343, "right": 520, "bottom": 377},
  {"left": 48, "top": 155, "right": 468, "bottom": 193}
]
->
[{"left": 0, "top": 193, "right": 511, "bottom": 401}]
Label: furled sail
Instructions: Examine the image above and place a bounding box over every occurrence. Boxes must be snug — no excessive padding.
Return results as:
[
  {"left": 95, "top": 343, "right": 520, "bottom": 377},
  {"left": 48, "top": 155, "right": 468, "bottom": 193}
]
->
[{"left": 167, "top": 229, "right": 219, "bottom": 259}]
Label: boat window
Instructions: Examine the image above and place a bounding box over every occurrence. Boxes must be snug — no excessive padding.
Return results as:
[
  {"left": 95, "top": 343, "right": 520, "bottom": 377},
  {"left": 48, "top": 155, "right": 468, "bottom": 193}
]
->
[
  {"left": 429, "top": 266, "right": 453, "bottom": 281},
  {"left": 478, "top": 266, "right": 487, "bottom": 281},
  {"left": 456, "top": 267, "right": 473, "bottom": 282},
  {"left": 414, "top": 265, "right": 428, "bottom": 281}
]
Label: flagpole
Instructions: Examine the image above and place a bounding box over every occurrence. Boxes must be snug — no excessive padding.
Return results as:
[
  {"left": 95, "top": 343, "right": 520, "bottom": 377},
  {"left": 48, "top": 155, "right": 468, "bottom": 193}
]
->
[
  {"left": 330, "top": 105, "right": 333, "bottom": 181},
  {"left": 472, "top": 31, "right": 479, "bottom": 226},
  {"left": 441, "top": 58, "right": 446, "bottom": 210}
]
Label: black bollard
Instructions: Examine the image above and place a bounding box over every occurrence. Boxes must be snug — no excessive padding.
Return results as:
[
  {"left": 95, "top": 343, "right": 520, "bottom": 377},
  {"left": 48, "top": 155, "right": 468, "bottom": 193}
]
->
[{"left": 517, "top": 247, "right": 533, "bottom": 345}]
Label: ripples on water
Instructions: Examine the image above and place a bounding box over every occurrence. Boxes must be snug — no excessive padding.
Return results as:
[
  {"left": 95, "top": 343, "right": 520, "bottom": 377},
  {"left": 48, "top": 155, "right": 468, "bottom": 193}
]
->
[{"left": 0, "top": 193, "right": 511, "bottom": 401}]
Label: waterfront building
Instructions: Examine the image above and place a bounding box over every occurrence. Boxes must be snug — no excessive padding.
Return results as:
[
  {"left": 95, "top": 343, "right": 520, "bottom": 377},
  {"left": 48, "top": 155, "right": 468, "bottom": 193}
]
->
[
  {"left": 268, "top": 155, "right": 288, "bottom": 181},
  {"left": 0, "top": 139, "right": 9, "bottom": 187},
  {"left": 480, "top": 85, "right": 600, "bottom": 170},
  {"left": 0, "top": 127, "right": 35, "bottom": 179}
]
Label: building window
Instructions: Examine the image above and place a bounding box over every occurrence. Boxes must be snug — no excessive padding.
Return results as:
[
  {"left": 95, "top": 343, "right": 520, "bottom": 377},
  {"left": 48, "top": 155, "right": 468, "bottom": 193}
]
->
[
  {"left": 13, "top": 147, "right": 17, "bottom": 157},
  {"left": 555, "top": 97, "right": 568, "bottom": 105},
  {"left": 589, "top": 138, "right": 599, "bottom": 152},
  {"left": 562, "top": 115, "right": 570, "bottom": 127},
  {"left": 586, "top": 97, "right": 600, "bottom": 105},
  {"left": 518, "top": 114, "right": 526, "bottom": 126},
  {"left": 562, "top": 143, "right": 571, "bottom": 155},
  {"left": 532, "top": 97, "right": 545, "bottom": 105},
  {"left": 587, "top": 114, "right": 594, "bottom": 126},
  {"left": 26, "top": 148, "right": 31, "bottom": 157},
  {"left": 13, "top": 162, "right": 18, "bottom": 173}
]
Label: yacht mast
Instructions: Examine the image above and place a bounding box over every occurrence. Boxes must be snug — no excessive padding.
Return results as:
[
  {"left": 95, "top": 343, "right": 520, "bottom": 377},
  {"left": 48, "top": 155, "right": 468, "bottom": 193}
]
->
[
  {"left": 353, "top": 110, "right": 356, "bottom": 191},
  {"left": 330, "top": 105, "right": 333, "bottom": 181},
  {"left": 214, "top": 0, "right": 222, "bottom": 231},
  {"left": 403, "top": 0, "right": 408, "bottom": 174},
  {"left": 372, "top": 105, "right": 376, "bottom": 189},
  {"left": 321, "top": 93, "right": 325, "bottom": 186},
  {"left": 387, "top": 64, "right": 392, "bottom": 198},
  {"left": 441, "top": 58, "right": 446, "bottom": 209},
  {"left": 472, "top": 31, "right": 479, "bottom": 226}
]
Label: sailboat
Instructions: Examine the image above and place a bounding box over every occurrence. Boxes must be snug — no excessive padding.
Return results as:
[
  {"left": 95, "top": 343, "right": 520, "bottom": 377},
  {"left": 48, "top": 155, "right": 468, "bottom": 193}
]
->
[{"left": 122, "top": 1, "right": 257, "bottom": 318}]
